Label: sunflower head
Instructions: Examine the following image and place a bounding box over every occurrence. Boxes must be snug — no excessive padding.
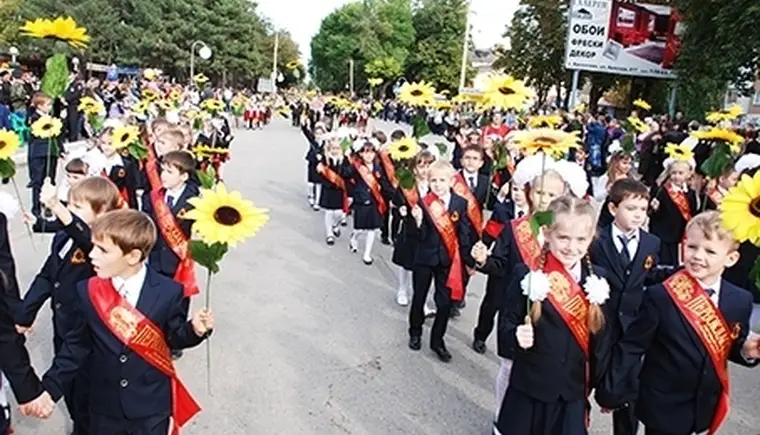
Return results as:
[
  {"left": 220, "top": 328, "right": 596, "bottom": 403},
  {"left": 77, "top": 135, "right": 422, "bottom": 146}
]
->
[
  {"left": 185, "top": 183, "right": 269, "bottom": 247},
  {"left": 388, "top": 138, "right": 419, "bottom": 161},
  {"left": 201, "top": 99, "right": 225, "bottom": 114},
  {"left": 664, "top": 143, "right": 694, "bottom": 162},
  {"left": 0, "top": 129, "right": 21, "bottom": 160},
  {"left": 720, "top": 171, "right": 760, "bottom": 245},
  {"left": 398, "top": 81, "right": 436, "bottom": 107},
  {"left": 706, "top": 104, "right": 743, "bottom": 124},
  {"left": 483, "top": 74, "right": 532, "bottom": 110},
  {"left": 141, "top": 89, "right": 159, "bottom": 102},
  {"left": 31, "top": 115, "right": 63, "bottom": 139},
  {"left": 632, "top": 99, "right": 652, "bottom": 111},
  {"left": 528, "top": 115, "right": 563, "bottom": 129},
  {"left": 692, "top": 127, "right": 744, "bottom": 150},
  {"left": 77, "top": 96, "right": 103, "bottom": 115},
  {"left": 20, "top": 16, "right": 90, "bottom": 48},
  {"left": 132, "top": 100, "right": 151, "bottom": 114},
  {"left": 110, "top": 125, "right": 140, "bottom": 150},
  {"left": 512, "top": 129, "right": 579, "bottom": 156},
  {"left": 194, "top": 74, "right": 209, "bottom": 84}
]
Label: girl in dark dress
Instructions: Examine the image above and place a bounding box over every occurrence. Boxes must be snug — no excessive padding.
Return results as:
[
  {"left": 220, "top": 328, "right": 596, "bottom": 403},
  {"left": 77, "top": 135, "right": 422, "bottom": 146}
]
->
[
  {"left": 302, "top": 121, "right": 327, "bottom": 210},
  {"left": 315, "top": 135, "right": 351, "bottom": 245}
]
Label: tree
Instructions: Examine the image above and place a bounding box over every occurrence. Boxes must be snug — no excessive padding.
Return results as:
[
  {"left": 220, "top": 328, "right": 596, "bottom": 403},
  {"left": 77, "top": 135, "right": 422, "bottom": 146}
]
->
[
  {"left": 493, "top": 0, "right": 567, "bottom": 107},
  {"left": 0, "top": 0, "right": 22, "bottom": 48},
  {"left": 309, "top": 0, "right": 414, "bottom": 93},
  {"left": 405, "top": 0, "right": 470, "bottom": 93}
]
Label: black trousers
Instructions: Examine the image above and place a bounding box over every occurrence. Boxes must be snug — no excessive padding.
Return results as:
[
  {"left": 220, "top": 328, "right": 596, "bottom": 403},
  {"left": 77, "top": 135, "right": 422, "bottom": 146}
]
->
[
  {"left": 29, "top": 156, "right": 58, "bottom": 217},
  {"left": 90, "top": 413, "right": 169, "bottom": 435},
  {"left": 54, "top": 334, "right": 90, "bottom": 435},
  {"left": 613, "top": 403, "right": 639, "bottom": 435},
  {"left": 473, "top": 279, "right": 499, "bottom": 341},
  {"left": 67, "top": 109, "right": 80, "bottom": 142},
  {"left": 408, "top": 265, "right": 452, "bottom": 348}
]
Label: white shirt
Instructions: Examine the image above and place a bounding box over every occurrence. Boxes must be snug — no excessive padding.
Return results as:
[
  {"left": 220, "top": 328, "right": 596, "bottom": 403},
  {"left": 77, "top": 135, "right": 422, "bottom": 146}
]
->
[
  {"left": 165, "top": 185, "right": 185, "bottom": 207},
  {"left": 438, "top": 193, "right": 451, "bottom": 210},
  {"left": 103, "top": 153, "right": 124, "bottom": 175},
  {"left": 566, "top": 262, "right": 582, "bottom": 283},
  {"left": 514, "top": 204, "right": 529, "bottom": 219},
  {"left": 112, "top": 265, "right": 147, "bottom": 308},
  {"left": 462, "top": 170, "right": 479, "bottom": 189},
  {"left": 696, "top": 277, "right": 721, "bottom": 307},
  {"left": 670, "top": 183, "right": 688, "bottom": 193},
  {"left": 612, "top": 224, "right": 640, "bottom": 259},
  {"left": 417, "top": 182, "right": 429, "bottom": 196}
]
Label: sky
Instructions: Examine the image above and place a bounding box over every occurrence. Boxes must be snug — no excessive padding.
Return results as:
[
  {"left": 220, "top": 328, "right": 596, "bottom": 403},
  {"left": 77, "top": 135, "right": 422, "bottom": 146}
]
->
[{"left": 255, "top": 0, "right": 521, "bottom": 63}]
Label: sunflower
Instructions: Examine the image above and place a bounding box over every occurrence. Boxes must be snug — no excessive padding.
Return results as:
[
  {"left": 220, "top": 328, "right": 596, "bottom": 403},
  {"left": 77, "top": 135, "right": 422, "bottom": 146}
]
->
[
  {"left": 194, "top": 74, "right": 209, "bottom": 84},
  {"left": 143, "top": 69, "right": 159, "bottom": 81},
  {"left": 111, "top": 125, "right": 140, "bottom": 150},
  {"left": 482, "top": 74, "right": 532, "bottom": 110},
  {"left": 626, "top": 116, "right": 649, "bottom": 133},
  {"left": 31, "top": 115, "right": 63, "bottom": 139},
  {"left": 193, "top": 145, "right": 230, "bottom": 160},
  {"left": 692, "top": 127, "right": 744, "bottom": 150},
  {"left": 388, "top": 138, "right": 419, "bottom": 161},
  {"left": 433, "top": 100, "right": 453, "bottom": 111},
  {"left": 132, "top": 100, "right": 151, "bottom": 114},
  {"left": 141, "top": 89, "right": 159, "bottom": 102},
  {"left": 201, "top": 99, "right": 225, "bottom": 113},
  {"left": 664, "top": 143, "right": 694, "bottom": 162},
  {"left": 168, "top": 88, "right": 183, "bottom": 101},
  {"left": 156, "top": 100, "right": 174, "bottom": 112},
  {"left": 720, "top": 171, "right": 760, "bottom": 245},
  {"left": 183, "top": 109, "right": 201, "bottom": 120},
  {"left": 185, "top": 183, "right": 269, "bottom": 246},
  {"left": 705, "top": 104, "right": 743, "bottom": 124},
  {"left": 528, "top": 115, "right": 563, "bottom": 129},
  {"left": 398, "top": 81, "right": 436, "bottom": 106},
  {"left": 0, "top": 129, "right": 21, "bottom": 160},
  {"left": 512, "top": 129, "right": 579, "bottom": 156},
  {"left": 286, "top": 60, "right": 300, "bottom": 70},
  {"left": 632, "top": 99, "right": 651, "bottom": 111},
  {"left": 77, "top": 96, "right": 103, "bottom": 115},
  {"left": 20, "top": 16, "right": 90, "bottom": 48}
]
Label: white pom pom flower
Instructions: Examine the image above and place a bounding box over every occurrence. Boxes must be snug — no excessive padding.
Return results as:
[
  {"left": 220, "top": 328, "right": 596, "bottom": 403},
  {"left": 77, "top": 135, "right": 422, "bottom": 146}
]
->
[
  {"left": 521, "top": 271, "right": 551, "bottom": 302},
  {"left": 0, "top": 191, "right": 20, "bottom": 219},
  {"left": 584, "top": 275, "right": 611, "bottom": 305}
]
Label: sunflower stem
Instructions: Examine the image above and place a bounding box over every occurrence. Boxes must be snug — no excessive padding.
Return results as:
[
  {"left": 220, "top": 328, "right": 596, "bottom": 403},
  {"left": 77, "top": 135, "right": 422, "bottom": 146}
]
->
[
  {"left": 11, "top": 177, "right": 37, "bottom": 252},
  {"left": 204, "top": 268, "right": 214, "bottom": 396}
]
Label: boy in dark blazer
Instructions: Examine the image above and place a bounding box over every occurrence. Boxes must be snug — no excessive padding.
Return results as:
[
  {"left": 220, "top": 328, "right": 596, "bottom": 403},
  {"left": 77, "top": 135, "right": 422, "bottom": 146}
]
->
[
  {"left": 27, "top": 93, "right": 65, "bottom": 219},
  {"left": 34, "top": 210, "right": 214, "bottom": 434},
  {"left": 408, "top": 161, "right": 475, "bottom": 362},
  {"left": 589, "top": 179, "right": 667, "bottom": 435},
  {"left": 141, "top": 150, "right": 200, "bottom": 359},
  {"left": 596, "top": 211, "right": 760, "bottom": 435},
  {"left": 457, "top": 145, "right": 489, "bottom": 208}
]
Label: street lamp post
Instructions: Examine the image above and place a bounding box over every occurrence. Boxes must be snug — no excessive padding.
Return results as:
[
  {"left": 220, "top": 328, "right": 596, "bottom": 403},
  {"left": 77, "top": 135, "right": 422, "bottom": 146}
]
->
[
  {"left": 190, "top": 40, "right": 212, "bottom": 84},
  {"left": 272, "top": 31, "right": 279, "bottom": 94},
  {"left": 459, "top": 1, "right": 473, "bottom": 91},
  {"left": 9, "top": 46, "right": 18, "bottom": 66},
  {"left": 349, "top": 59, "right": 355, "bottom": 98}
]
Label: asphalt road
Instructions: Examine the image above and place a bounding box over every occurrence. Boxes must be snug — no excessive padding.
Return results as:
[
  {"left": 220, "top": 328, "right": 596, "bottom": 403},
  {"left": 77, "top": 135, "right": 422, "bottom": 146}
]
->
[{"left": 6, "top": 118, "right": 760, "bottom": 435}]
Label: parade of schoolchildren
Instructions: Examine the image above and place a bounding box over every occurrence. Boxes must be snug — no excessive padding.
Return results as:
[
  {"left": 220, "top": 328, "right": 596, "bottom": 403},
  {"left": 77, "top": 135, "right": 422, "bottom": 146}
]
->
[{"left": 1, "top": 2, "right": 760, "bottom": 435}]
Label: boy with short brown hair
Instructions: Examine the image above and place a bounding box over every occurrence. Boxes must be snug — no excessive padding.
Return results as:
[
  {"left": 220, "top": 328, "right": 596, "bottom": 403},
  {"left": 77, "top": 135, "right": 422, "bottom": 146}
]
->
[
  {"left": 597, "top": 211, "right": 760, "bottom": 435},
  {"left": 33, "top": 209, "right": 214, "bottom": 433}
]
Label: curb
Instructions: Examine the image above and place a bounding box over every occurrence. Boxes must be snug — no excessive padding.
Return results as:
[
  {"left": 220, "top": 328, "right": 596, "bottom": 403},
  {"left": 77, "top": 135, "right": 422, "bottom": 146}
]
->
[{"left": 11, "top": 140, "right": 88, "bottom": 168}]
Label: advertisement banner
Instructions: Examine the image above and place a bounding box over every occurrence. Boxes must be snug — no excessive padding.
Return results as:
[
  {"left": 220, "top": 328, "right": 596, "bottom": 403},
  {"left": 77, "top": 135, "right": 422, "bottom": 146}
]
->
[{"left": 565, "top": 0, "right": 683, "bottom": 79}]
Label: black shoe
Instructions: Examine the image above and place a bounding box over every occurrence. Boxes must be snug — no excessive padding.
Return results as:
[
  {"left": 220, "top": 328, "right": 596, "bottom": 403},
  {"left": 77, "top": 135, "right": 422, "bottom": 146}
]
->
[
  {"left": 363, "top": 257, "right": 373, "bottom": 265},
  {"left": 431, "top": 345, "right": 452, "bottom": 362},
  {"left": 449, "top": 307, "right": 461, "bottom": 318},
  {"left": 472, "top": 338, "right": 487, "bottom": 354},
  {"left": 341, "top": 219, "right": 348, "bottom": 227},
  {"left": 381, "top": 237, "right": 391, "bottom": 245},
  {"left": 333, "top": 227, "right": 341, "bottom": 237},
  {"left": 457, "top": 300, "right": 466, "bottom": 309},
  {"left": 171, "top": 349, "right": 183, "bottom": 360},
  {"left": 26, "top": 181, "right": 32, "bottom": 188},
  {"left": 408, "top": 336, "right": 422, "bottom": 351},
  {"left": 326, "top": 236, "right": 335, "bottom": 246}
]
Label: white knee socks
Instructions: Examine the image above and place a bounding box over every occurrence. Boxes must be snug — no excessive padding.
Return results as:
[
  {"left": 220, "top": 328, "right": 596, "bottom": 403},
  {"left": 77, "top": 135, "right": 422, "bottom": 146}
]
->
[
  {"left": 323, "top": 210, "right": 343, "bottom": 238},
  {"left": 363, "top": 229, "right": 376, "bottom": 261},
  {"left": 494, "top": 358, "right": 513, "bottom": 419},
  {"left": 397, "top": 267, "right": 412, "bottom": 293}
]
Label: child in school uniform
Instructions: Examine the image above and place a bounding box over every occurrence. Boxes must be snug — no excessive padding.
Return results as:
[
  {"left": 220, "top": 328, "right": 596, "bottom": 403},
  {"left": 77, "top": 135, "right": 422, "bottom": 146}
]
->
[
  {"left": 141, "top": 150, "right": 201, "bottom": 359},
  {"left": 316, "top": 134, "right": 351, "bottom": 245},
  {"left": 303, "top": 121, "right": 327, "bottom": 210},
  {"left": 14, "top": 177, "right": 124, "bottom": 435},
  {"left": 34, "top": 209, "right": 214, "bottom": 434},
  {"left": 704, "top": 165, "right": 740, "bottom": 211},
  {"left": 649, "top": 158, "right": 698, "bottom": 266},
  {"left": 407, "top": 160, "right": 475, "bottom": 362},
  {"left": 589, "top": 178, "right": 667, "bottom": 435},
  {"left": 340, "top": 137, "right": 394, "bottom": 265},
  {"left": 375, "top": 130, "right": 398, "bottom": 246},
  {"left": 97, "top": 127, "right": 140, "bottom": 209},
  {"left": 596, "top": 211, "right": 760, "bottom": 435},
  {"left": 392, "top": 149, "right": 434, "bottom": 306},
  {"left": 27, "top": 93, "right": 65, "bottom": 220},
  {"left": 27, "top": 158, "right": 90, "bottom": 233},
  {"left": 495, "top": 196, "right": 611, "bottom": 435}
]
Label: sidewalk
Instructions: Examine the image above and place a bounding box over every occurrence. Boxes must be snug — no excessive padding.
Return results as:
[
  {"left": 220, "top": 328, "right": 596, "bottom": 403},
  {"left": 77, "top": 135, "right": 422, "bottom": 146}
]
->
[{"left": 11, "top": 140, "right": 88, "bottom": 167}]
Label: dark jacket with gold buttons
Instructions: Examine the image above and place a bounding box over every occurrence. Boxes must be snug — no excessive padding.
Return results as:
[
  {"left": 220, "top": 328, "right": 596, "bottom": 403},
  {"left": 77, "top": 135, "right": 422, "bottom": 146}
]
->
[{"left": 14, "top": 215, "right": 94, "bottom": 345}]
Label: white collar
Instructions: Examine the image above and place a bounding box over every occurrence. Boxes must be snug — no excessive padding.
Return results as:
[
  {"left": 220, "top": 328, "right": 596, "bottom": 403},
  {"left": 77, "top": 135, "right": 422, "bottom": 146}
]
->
[
  {"left": 670, "top": 183, "right": 687, "bottom": 193},
  {"left": 565, "top": 262, "right": 582, "bottom": 283},
  {"left": 697, "top": 277, "right": 721, "bottom": 297},
  {"left": 111, "top": 265, "right": 147, "bottom": 306},
  {"left": 165, "top": 184, "right": 186, "bottom": 200},
  {"left": 611, "top": 223, "right": 639, "bottom": 241},
  {"left": 462, "top": 169, "right": 478, "bottom": 179},
  {"left": 437, "top": 193, "right": 451, "bottom": 205}
]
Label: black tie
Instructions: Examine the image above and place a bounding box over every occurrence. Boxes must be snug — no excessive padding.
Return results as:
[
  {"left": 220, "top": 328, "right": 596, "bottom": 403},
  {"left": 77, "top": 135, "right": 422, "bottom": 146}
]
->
[
  {"left": 167, "top": 195, "right": 175, "bottom": 208},
  {"left": 618, "top": 235, "right": 632, "bottom": 266},
  {"left": 705, "top": 288, "right": 715, "bottom": 298},
  {"left": 468, "top": 176, "right": 476, "bottom": 191},
  {"left": 517, "top": 210, "right": 525, "bottom": 218}
]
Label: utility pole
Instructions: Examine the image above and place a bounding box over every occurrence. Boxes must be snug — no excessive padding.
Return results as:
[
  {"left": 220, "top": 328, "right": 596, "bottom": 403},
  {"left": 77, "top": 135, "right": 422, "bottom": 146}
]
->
[
  {"left": 349, "top": 59, "right": 355, "bottom": 98},
  {"left": 272, "top": 30, "right": 279, "bottom": 94},
  {"left": 459, "top": 0, "right": 472, "bottom": 91}
]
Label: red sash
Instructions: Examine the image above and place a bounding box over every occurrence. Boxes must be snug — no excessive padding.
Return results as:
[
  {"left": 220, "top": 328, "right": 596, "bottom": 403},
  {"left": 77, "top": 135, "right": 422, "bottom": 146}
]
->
[
  {"left": 511, "top": 216, "right": 542, "bottom": 271},
  {"left": 145, "top": 143, "right": 162, "bottom": 192},
  {"left": 353, "top": 160, "right": 388, "bottom": 216},
  {"left": 543, "top": 253, "right": 591, "bottom": 426},
  {"left": 421, "top": 193, "right": 465, "bottom": 301},
  {"left": 663, "top": 271, "right": 735, "bottom": 434},
  {"left": 452, "top": 173, "right": 484, "bottom": 237},
  {"left": 666, "top": 184, "right": 692, "bottom": 222},
  {"left": 149, "top": 190, "right": 199, "bottom": 297},
  {"left": 88, "top": 278, "right": 200, "bottom": 435},
  {"left": 378, "top": 151, "right": 398, "bottom": 188},
  {"left": 706, "top": 186, "right": 723, "bottom": 207},
  {"left": 400, "top": 186, "right": 420, "bottom": 208},
  {"left": 483, "top": 220, "right": 505, "bottom": 240},
  {"left": 317, "top": 162, "right": 350, "bottom": 214}
]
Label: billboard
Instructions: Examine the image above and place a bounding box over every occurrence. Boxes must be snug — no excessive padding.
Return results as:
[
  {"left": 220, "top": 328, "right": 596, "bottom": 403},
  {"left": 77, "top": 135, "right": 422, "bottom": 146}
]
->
[{"left": 565, "top": 0, "right": 684, "bottom": 79}]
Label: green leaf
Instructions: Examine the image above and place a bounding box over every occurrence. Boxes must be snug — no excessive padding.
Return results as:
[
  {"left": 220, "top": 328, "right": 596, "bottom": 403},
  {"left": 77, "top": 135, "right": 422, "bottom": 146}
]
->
[
  {"left": 0, "top": 159, "right": 16, "bottom": 179},
  {"left": 751, "top": 257, "right": 760, "bottom": 291},
  {"left": 193, "top": 118, "right": 204, "bottom": 131},
  {"left": 340, "top": 138, "right": 352, "bottom": 152},
  {"left": 128, "top": 143, "right": 148, "bottom": 160},
  {"left": 412, "top": 115, "right": 430, "bottom": 139},
  {"left": 189, "top": 240, "right": 229, "bottom": 274},
  {"left": 434, "top": 142, "right": 448, "bottom": 157},
  {"left": 41, "top": 54, "right": 70, "bottom": 99},
  {"left": 699, "top": 143, "right": 731, "bottom": 179},
  {"left": 196, "top": 166, "right": 216, "bottom": 189},
  {"left": 529, "top": 210, "right": 554, "bottom": 236},
  {"left": 621, "top": 134, "right": 635, "bottom": 153},
  {"left": 397, "top": 167, "right": 415, "bottom": 189}
]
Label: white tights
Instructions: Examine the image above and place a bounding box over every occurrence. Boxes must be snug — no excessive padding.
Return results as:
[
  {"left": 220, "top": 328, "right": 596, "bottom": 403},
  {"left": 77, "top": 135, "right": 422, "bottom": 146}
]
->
[
  {"left": 307, "top": 183, "right": 322, "bottom": 203},
  {"left": 494, "top": 358, "right": 513, "bottom": 420},
  {"left": 397, "top": 267, "right": 412, "bottom": 293},
  {"left": 350, "top": 229, "right": 377, "bottom": 260},
  {"left": 323, "top": 209, "right": 344, "bottom": 237}
]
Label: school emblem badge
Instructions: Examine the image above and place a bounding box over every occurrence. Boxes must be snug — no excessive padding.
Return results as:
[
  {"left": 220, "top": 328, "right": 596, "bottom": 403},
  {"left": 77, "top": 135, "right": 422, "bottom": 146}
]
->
[
  {"left": 450, "top": 211, "right": 460, "bottom": 222},
  {"left": 177, "top": 208, "right": 187, "bottom": 219},
  {"left": 643, "top": 254, "right": 654, "bottom": 271},
  {"left": 71, "top": 248, "right": 86, "bottom": 265},
  {"left": 731, "top": 322, "right": 742, "bottom": 340},
  {"left": 118, "top": 168, "right": 126, "bottom": 178}
]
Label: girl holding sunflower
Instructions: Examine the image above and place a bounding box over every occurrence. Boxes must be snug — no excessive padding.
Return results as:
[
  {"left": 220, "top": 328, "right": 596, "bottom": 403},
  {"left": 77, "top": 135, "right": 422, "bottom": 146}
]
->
[
  {"left": 315, "top": 134, "right": 351, "bottom": 245},
  {"left": 650, "top": 151, "right": 699, "bottom": 266},
  {"left": 96, "top": 126, "right": 141, "bottom": 209},
  {"left": 27, "top": 92, "right": 65, "bottom": 220}
]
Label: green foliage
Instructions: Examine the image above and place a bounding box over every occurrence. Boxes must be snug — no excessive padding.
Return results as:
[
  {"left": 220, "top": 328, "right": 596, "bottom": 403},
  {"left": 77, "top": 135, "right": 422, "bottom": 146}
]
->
[
  {"left": 751, "top": 257, "right": 760, "bottom": 292},
  {"left": 412, "top": 115, "right": 430, "bottom": 139},
  {"left": 529, "top": 211, "right": 553, "bottom": 236},
  {"left": 196, "top": 166, "right": 217, "bottom": 189},
  {"left": 0, "top": 159, "right": 17, "bottom": 179},
  {"left": 396, "top": 167, "right": 415, "bottom": 189},
  {"left": 365, "top": 57, "right": 403, "bottom": 81},
  {"left": 434, "top": 142, "right": 448, "bottom": 157},
  {"left": 699, "top": 142, "right": 732, "bottom": 180},
  {"left": 41, "top": 53, "right": 69, "bottom": 99},
  {"left": 190, "top": 240, "right": 228, "bottom": 274}
]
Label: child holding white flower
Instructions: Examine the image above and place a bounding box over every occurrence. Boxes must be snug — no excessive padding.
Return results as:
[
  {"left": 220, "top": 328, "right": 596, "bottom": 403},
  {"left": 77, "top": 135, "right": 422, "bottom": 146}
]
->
[{"left": 494, "top": 195, "right": 611, "bottom": 435}]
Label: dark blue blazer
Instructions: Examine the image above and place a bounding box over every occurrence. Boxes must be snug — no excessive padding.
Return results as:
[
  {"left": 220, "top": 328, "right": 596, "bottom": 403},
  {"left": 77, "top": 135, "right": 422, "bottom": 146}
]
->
[
  {"left": 340, "top": 160, "right": 394, "bottom": 208},
  {"left": 14, "top": 215, "right": 94, "bottom": 341},
  {"left": 590, "top": 226, "right": 663, "bottom": 333},
  {"left": 141, "top": 183, "right": 200, "bottom": 279},
  {"left": 412, "top": 193, "right": 475, "bottom": 269},
  {"left": 41, "top": 268, "right": 205, "bottom": 419},
  {"left": 596, "top": 278, "right": 758, "bottom": 434},
  {"left": 106, "top": 150, "right": 141, "bottom": 209},
  {"left": 459, "top": 170, "right": 489, "bottom": 209},
  {"left": 499, "top": 263, "right": 612, "bottom": 403},
  {"left": 649, "top": 187, "right": 698, "bottom": 244},
  {"left": 0, "top": 213, "right": 20, "bottom": 302}
]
